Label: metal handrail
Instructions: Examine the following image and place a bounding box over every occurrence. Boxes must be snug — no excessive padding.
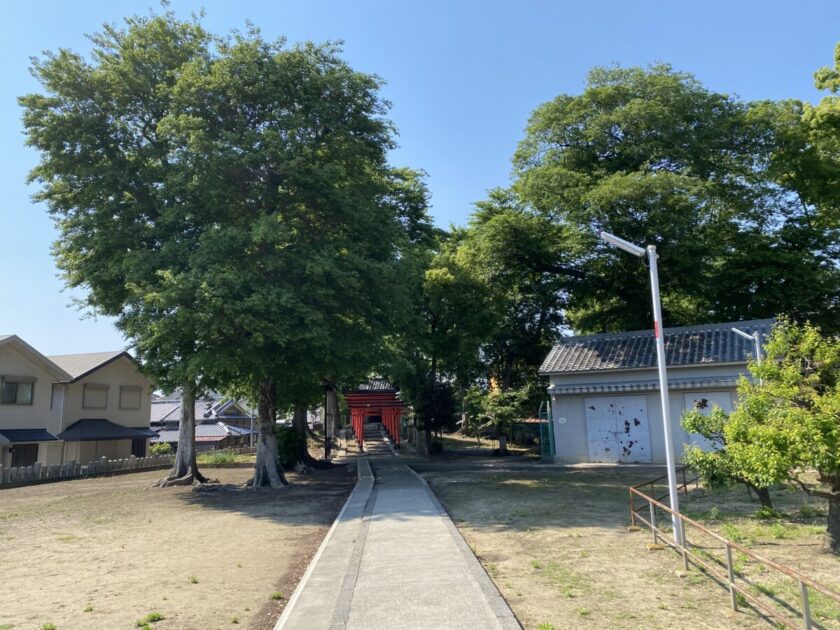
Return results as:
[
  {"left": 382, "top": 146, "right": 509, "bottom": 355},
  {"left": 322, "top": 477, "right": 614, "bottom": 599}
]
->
[
  {"left": 629, "top": 466, "right": 697, "bottom": 525},
  {"left": 629, "top": 485, "right": 840, "bottom": 629}
]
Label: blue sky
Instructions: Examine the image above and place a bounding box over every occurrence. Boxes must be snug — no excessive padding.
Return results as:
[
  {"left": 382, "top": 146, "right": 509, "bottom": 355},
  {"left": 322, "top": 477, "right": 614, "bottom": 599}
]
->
[{"left": 2, "top": 0, "right": 839, "bottom": 354}]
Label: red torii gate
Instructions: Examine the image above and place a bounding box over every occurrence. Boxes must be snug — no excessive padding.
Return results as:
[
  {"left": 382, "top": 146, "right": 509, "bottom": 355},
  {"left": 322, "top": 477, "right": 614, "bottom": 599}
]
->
[{"left": 345, "top": 381, "right": 406, "bottom": 452}]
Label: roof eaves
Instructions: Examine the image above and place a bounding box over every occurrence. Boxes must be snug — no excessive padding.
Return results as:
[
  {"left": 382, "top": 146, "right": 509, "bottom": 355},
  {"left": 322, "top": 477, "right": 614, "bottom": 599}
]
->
[{"left": 0, "top": 335, "right": 73, "bottom": 381}]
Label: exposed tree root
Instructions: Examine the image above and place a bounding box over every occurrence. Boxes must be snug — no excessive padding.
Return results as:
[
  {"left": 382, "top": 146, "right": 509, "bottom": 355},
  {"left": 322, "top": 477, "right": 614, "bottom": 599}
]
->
[{"left": 155, "top": 473, "right": 195, "bottom": 487}]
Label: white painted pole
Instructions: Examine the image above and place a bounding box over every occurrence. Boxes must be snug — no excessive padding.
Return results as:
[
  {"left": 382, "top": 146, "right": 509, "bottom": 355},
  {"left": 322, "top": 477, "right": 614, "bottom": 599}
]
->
[
  {"left": 600, "top": 232, "right": 684, "bottom": 546},
  {"left": 646, "top": 245, "right": 684, "bottom": 546},
  {"left": 732, "top": 327, "right": 763, "bottom": 385}
]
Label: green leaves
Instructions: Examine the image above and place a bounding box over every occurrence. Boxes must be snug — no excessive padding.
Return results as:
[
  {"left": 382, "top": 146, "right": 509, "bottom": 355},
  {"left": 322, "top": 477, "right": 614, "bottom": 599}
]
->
[
  {"left": 706, "top": 320, "right": 840, "bottom": 494},
  {"left": 507, "top": 63, "right": 840, "bottom": 334},
  {"left": 20, "top": 11, "right": 419, "bottom": 411}
]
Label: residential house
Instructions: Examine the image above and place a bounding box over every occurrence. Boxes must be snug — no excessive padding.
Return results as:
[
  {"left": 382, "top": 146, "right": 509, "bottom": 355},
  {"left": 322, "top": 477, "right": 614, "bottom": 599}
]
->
[
  {"left": 539, "top": 319, "right": 772, "bottom": 465},
  {"left": 0, "top": 335, "right": 155, "bottom": 468},
  {"left": 150, "top": 394, "right": 256, "bottom": 451},
  {"left": 49, "top": 350, "right": 156, "bottom": 462},
  {"left": 0, "top": 335, "right": 70, "bottom": 467}
]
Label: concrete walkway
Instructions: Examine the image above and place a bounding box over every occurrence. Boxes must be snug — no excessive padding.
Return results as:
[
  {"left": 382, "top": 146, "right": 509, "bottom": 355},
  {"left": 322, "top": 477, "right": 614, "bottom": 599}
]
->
[{"left": 275, "top": 453, "right": 520, "bottom": 630}]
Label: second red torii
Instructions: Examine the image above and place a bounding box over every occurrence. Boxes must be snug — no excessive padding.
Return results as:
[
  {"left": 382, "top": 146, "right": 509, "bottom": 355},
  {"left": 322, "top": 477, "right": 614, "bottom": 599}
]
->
[{"left": 345, "top": 380, "right": 406, "bottom": 451}]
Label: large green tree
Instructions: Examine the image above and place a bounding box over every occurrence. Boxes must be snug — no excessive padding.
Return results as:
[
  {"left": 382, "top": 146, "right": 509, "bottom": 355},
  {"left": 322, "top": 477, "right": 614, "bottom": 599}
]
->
[
  {"left": 511, "top": 64, "right": 840, "bottom": 333},
  {"left": 20, "top": 13, "right": 216, "bottom": 486},
  {"left": 157, "top": 32, "right": 413, "bottom": 485},
  {"left": 456, "top": 188, "right": 570, "bottom": 391}
]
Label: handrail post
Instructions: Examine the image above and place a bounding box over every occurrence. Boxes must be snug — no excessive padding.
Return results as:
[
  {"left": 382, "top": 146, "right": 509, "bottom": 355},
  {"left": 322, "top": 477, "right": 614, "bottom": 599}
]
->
[
  {"left": 680, "top": 515, "right": 689, "bottom": 571},
  {"left": 649, "top": 501, "right": 658, "bottom": 544},
  {"left": 799, "top": 580, "right": 812, "bottom": 630},
  {"left": 630, "top": 489, "right": 636, "bottom": 527},
  {"left": 725, "top": 542, "right": 738, "bottom": 611}
]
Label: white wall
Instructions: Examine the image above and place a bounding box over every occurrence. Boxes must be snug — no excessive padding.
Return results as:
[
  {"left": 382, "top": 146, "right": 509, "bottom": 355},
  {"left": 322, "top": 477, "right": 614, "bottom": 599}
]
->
[
  {"left": 0, "top": 343, "right": 63, "bottom": 434},
  {"left": 549, "top": 364, "right": 744, "bottom": 464},
  {"left": 62, "top": 356, "right": 151, "bottom": 430}
]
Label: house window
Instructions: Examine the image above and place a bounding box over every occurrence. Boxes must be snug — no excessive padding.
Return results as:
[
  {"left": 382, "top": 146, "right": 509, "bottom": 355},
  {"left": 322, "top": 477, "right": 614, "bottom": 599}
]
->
[
  {"left": 119, "top": 386, "right": 142, "bottom": 410},
  {"left": 83, "top": 384, "right": 108, "bottom": 409},
  {"left": 1, "top": 376, "right": 35, "bottom": 405}
]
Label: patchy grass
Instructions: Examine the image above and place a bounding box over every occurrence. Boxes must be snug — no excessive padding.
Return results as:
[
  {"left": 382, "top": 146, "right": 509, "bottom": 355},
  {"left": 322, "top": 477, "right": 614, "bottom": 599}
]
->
[
  {"left": 419, "top": 464, "right": 840, "bottom": 629},
  {"left": 136, "top": 611, "right": 165, "bottom": 626}
]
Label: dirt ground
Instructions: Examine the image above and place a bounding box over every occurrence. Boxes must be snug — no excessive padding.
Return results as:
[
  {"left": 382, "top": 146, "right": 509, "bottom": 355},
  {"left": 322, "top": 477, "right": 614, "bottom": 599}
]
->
[
  {"left": 0, "top": 466, "right": 354, "bottom": 630},
  {"left": 417, "top": 463, "right": 840, "bottom": 630}
]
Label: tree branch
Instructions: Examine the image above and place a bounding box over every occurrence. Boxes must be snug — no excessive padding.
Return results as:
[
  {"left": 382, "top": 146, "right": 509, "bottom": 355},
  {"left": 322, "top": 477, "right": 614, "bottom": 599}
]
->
[{"left": 790, "top": 476, "right": 837, "bottom": 500}]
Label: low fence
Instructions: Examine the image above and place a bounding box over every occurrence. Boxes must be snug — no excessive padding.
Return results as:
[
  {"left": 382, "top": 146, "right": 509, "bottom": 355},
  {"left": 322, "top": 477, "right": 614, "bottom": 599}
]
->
[
  {"left": 629, "top": 479, "right": 840, "bottom": 629},
  {"left": 0, "top": 446, "right": 257, "bottom": 488}
]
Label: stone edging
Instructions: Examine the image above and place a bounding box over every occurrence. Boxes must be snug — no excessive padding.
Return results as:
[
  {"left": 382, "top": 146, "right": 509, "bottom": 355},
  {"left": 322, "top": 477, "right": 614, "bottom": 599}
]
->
[{"left": 274, "top": 457, "right": 375, "bottom": 630}]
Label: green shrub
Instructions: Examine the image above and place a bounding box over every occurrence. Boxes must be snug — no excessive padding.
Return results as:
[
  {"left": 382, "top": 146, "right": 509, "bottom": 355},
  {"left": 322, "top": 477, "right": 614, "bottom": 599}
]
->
[
  {"left": 149, "top": 442, "right": 173, "bottom": 456},
  {"left": 755, "top": 506, "right": 782, "bottom": 520},
  {"left": 197, "top": 449, "right": 238, "bottom": 465},
  {"left": 275, "top": 426, "right": 305, "bottom": 468}
]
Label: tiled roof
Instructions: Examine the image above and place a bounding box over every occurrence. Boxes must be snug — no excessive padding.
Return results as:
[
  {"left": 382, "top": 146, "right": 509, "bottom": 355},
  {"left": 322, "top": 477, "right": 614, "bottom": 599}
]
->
[
  {"left": 150, "top": 397, "right": 252, "bottom": 425},
  {"left": 150, "top": 400, "right": 180, "bottom": 424},
  {"left": 539, "top": 319, "right": 774, "bottom": 375},
  {"left": 151, "top": 422, "right": 255, "bottom": 443},
  {"left": 48, "top": 351, "right": 128, "bottom": 381}
]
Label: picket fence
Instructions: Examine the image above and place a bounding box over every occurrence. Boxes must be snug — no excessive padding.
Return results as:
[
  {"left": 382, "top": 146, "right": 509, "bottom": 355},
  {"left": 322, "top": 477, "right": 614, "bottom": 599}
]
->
[{"left": 0, "top": 446, "right": 257, "bottom": 487}]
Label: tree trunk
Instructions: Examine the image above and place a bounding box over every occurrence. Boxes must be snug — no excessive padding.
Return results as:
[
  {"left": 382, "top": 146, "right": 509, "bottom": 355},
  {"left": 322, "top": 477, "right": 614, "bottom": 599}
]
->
[
  {"left": 324, "top": 384, "right": 339, "bottom": 457},
  {"left": 501, "top": 352, "right": 513, "bottom": 392},
  {"left": 247, "top": 378, "right": 287, "bottom": 488},
  {"left": 293, "top": 404, "right": 331, "bottom": 469},
  {"left": 827, "top": 492, "right": 840, "bottom": 554},
  {"left": 755, "top": 486, "right": 773, "bottom": 509},
  {"left": 499, "top": 434, "right": 508, "bottom": 453},
  {"left": 156, "top": 382, "right": 207, "bottom": 487}
]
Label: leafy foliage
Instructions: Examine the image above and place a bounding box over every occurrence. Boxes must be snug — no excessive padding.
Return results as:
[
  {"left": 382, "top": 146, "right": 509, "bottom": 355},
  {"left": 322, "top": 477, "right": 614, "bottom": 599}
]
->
[
  {"left": 275, "top": 426, "right": 307, "bottom": 470},
  {"left": 149, "top": 443, "right": 173, "bottom": 456},
  {"left": 509, "top": 64, "right": 840, "bottom": 333},
  {"left": 706, "top": 320, "right": 840, "bottom": 551},
  {"left": 413, "top": 380, "right": 458, "bottom": 436},
  {"left": 682, "top": 406, "right": 773, "bottom": 507}
]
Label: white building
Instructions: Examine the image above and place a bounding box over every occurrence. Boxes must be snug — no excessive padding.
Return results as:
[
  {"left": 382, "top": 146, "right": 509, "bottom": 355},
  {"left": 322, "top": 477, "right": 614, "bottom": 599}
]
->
[{"left": 539, "top": 319, "right": 772, "bottom": 464}]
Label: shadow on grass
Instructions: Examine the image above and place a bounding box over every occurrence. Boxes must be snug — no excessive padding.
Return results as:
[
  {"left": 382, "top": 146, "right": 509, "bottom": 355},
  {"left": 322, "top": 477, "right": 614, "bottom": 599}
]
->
[{"left": 174, "top": 466, "right": 356, "bottom": 527}]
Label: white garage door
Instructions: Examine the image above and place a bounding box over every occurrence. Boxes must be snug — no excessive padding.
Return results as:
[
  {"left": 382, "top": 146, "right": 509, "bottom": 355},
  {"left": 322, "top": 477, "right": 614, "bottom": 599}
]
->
[
  {"left": 683, "top": 391, "right": 732, "bottom": 452},
  {"left": 585, "top": 395, "right": 651, "bottom": 463}
]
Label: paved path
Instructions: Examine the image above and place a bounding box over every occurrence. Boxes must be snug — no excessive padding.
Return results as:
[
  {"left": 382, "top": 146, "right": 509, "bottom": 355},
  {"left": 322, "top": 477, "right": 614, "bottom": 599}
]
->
[{"left": 276, "top": 451, "right": 520, "bottom": 630}]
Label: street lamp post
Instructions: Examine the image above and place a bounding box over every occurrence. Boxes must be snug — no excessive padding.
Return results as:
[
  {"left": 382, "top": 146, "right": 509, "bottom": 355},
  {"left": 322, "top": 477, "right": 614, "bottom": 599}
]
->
[
  {"left": 600, "top": 231, "right": 684, "bottom": 546},
  {"left": 732, "top": 327, "right": 763, "bottom": 384}
]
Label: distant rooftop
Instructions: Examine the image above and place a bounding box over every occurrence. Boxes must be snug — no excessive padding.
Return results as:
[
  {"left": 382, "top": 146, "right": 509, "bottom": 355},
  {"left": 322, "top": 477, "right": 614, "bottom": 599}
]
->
[{"left": 540, "top": 319, "right": 774, "bottom": 375}]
